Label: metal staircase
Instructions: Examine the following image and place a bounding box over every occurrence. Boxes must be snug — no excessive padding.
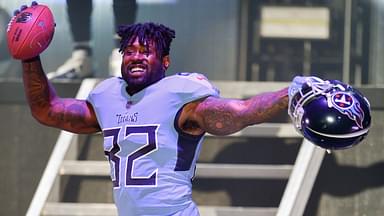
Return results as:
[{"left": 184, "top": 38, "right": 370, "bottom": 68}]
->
[{"left": 26, "top": 79, "right": 325, "bottom": 216}]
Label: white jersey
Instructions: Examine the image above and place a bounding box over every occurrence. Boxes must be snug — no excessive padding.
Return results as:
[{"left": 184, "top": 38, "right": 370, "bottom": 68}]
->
[{"left": 87, "top": 73, "right": 219, "bottom": 215}]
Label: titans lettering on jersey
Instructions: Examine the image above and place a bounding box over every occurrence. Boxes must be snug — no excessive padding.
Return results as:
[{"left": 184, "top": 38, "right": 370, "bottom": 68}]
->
[
  {"left": 87, "top": 73, "right": 219, "bottom": 215},
  {"left": 116, "top": 112, "right": 138, "bottom": 124}
]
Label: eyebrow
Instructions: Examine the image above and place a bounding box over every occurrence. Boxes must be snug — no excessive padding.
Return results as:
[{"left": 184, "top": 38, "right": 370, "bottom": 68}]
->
[{"left": 127, "top": 42, "right": 155, "bottom": 49}]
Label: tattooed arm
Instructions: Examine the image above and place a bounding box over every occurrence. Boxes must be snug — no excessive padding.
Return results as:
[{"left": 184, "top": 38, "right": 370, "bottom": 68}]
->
[
  {"left": 179, "top": 87, "right": 288, "bottom": 136},
  {"left": 21, "top": 56, "right": 101, "bottom": 134}
]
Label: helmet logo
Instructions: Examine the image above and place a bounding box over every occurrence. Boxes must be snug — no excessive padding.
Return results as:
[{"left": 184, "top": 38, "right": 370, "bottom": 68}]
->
[
  {"left": 333, "top": 93, "right": 353, "bottom": 108},
  {"left": 331, "top": 92, "right": 364, "bottom": 129}
]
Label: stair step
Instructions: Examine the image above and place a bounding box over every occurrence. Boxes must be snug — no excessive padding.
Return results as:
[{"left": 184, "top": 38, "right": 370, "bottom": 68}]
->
[
  {"left": 60, "top": 160, "right": 107, "bottom": 176},
  {"left": 197, "top": 163, "right": 292, "bottom": 179},
  {"left": 199, "top": 206, "right": 277, "bottom": 216},
  {"left": 43, "top": 202, "right": 277, "bottom": 216},
  {"left": 61, "top": 160, "right": 292, "bottom": 179},
  {"left": 208, "top": 123, "right": 300, "bottom": 138},
  {"left": 43, "top": 203, "right": 116, "bottom": 216}
]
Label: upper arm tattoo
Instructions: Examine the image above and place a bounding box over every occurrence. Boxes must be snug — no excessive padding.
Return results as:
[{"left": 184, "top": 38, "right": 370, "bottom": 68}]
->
[
  {"left": 49, "top": 99, "right": 100, "bottom": 133},
  {"left": 195, "top": 97, "right": 241, "bottom": 135}
]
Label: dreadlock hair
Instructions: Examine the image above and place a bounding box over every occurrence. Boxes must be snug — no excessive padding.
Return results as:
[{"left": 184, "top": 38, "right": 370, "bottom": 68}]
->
[{"left": 117, "top": 22, "right": 176, "bottom": 58}]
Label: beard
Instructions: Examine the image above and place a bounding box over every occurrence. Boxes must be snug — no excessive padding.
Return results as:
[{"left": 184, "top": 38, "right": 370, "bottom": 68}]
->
[
  {"left": 126, "top": 76, "right": 148, "bottom": 88},
  {"left": 123, "top": 69, "right": 165, "bottom": 95}
]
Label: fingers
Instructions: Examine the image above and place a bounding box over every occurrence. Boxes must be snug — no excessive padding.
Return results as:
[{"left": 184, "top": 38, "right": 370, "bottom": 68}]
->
[
  {"left": 13, "top": 9, "right": 20, "bottom": 16},
  {"left": 21, "top": 5, "right": 28, "bottom": 11},
  {"left": 13, "top": 4, "right": 28, "bottom": 16},
  {"left": 13, "top": 2, "right": 39, "bottom": 16}
]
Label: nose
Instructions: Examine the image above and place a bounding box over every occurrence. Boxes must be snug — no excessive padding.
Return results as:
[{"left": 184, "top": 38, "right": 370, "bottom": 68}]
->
[
  {"left": 133, "top": 50, "right": 146, "bottom": 59},
  {"left": 123, "top": 51, "right": 144, "bottom": 64}
]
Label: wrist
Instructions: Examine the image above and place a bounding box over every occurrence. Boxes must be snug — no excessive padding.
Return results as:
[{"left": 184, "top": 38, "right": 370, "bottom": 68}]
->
[{"left": 22, "top": 55, "right": 40, "bottom": 63}]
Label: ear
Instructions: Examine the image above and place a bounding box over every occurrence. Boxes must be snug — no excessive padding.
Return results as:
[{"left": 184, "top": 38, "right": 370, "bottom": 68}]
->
[{"left": 162, "top": 55, "right": 170, "bottom": 70}]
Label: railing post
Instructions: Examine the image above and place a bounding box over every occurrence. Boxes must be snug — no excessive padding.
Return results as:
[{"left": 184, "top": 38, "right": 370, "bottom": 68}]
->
[{"left": 277, "top": 139, "right": 325, "bottom": 216}]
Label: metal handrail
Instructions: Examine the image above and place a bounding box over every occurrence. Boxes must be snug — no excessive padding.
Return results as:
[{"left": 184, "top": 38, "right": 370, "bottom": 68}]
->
[
  {"left": 277, "top": 139, "right": 325, "bottom": 216},
  {"left": 26, "top": 78, "right": 98, "bottom": 216}
]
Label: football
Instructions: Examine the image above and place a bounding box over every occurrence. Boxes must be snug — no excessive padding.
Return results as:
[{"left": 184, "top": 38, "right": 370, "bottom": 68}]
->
[{"left": 7, "top": 4, "right": 55, "bottom": 60}]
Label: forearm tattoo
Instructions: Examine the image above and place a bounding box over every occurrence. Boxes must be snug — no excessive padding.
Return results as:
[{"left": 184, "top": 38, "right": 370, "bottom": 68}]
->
[
  {"left": 22, "top": 59, "right": 52, "bottom": 109},
  {"left": 241, "top": 88, "right": 288, "bottom": 125},
  {"left": 200, "top": 88, "right": 288, "bottom": 135},
  {"left": 22, "top": 58, "right": 98, "bottom": 132}
]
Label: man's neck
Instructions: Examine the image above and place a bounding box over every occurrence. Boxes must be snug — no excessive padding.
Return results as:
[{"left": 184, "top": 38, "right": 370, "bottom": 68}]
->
[
  {"left": 125, "top": 77, "right": 164, "bottom": 96},
  {"left": 126, "top": 85, "right": 144, "bottom": 96}
]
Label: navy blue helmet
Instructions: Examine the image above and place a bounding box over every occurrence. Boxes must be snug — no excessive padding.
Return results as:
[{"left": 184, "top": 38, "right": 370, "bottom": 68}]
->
[{"left": 289, "top": 77, "right": 371, "bottom": 150}]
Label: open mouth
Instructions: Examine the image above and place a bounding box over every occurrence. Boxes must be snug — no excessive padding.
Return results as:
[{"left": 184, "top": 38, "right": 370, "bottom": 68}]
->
[
  {"left": 128, "top": 64, "right": 147, "bottom": 74},
  {"left": 128, "top": 64, "right": 147, "bottom": 72}
]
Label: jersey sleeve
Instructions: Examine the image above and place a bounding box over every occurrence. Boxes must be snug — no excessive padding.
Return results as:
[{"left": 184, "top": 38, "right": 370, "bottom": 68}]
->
[
  {"left": 87, "top": 77, "right": 121, "bottom": 105},
  {"left": 168, "top": 72, "right": 220, "bottom": 103},
  {"left": 86, "top": 77, "right": 124, "bottom": 127}
]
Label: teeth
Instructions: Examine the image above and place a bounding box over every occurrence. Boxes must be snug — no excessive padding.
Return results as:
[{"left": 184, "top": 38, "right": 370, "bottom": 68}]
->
[{"left": 131, "top": 67, "right": 144, "bottom": 72}]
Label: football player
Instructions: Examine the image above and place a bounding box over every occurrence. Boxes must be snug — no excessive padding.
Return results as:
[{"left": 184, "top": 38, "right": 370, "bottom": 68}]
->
[{"left": 12, "top": 4, "right": 298, "bottom": 216}]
